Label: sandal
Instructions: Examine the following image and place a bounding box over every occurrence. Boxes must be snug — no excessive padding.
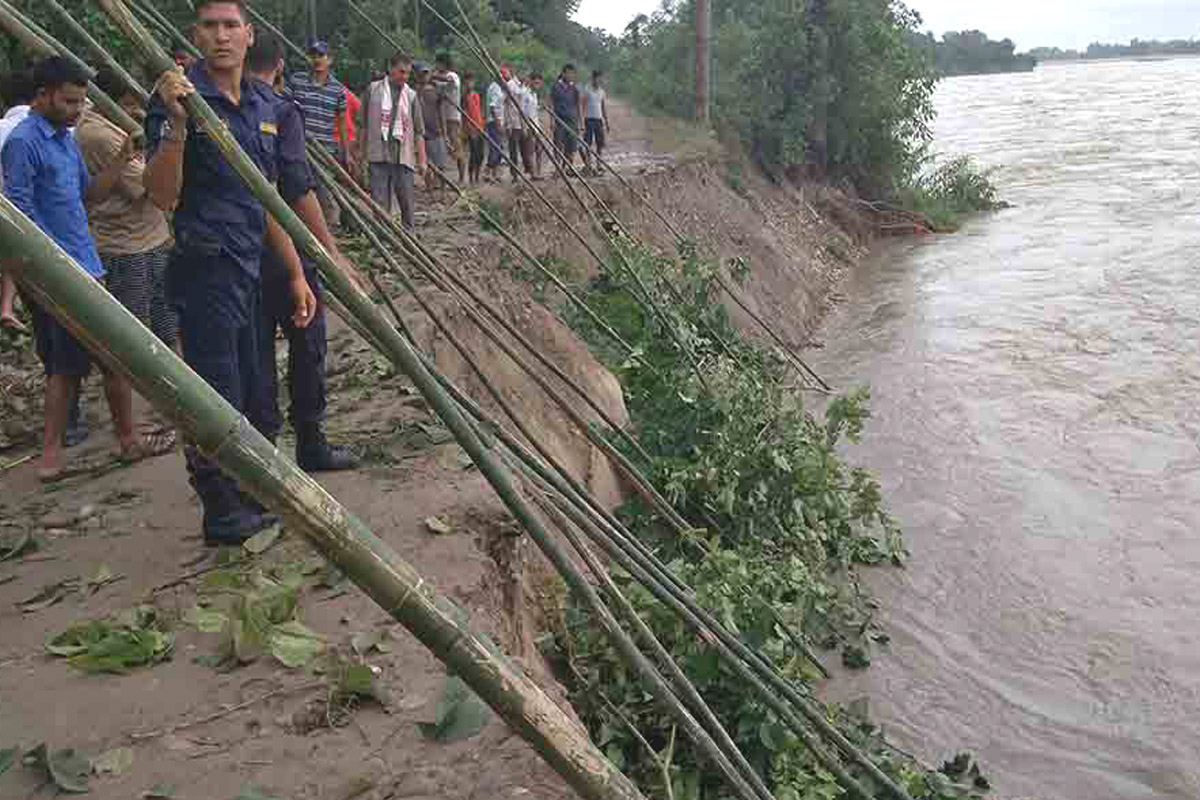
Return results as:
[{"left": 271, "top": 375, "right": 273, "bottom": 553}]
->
[{"left": 119, "top": 427, "right": 177, "bottom": 464}]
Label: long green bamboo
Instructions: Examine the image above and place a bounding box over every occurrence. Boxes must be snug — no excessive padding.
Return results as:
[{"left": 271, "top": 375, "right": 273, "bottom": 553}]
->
[
  {"left": 341, "top": 189, "right": 878, "bottom": 800},
  {"left": 0, "top": 0, "right": 139, "bottom": 135},
  {"left": 127, "top": 0, "right": 199, "bottom": 60},
  {"left": 109, "top": 6, "right": 908, "bottom": 796},
  {"left": 0, "top": 194, "right": 644, "bottom": 800},
  {"left": 434, "top": 0, "right": 718, "bottom": 397},
  {"left": 38, "top": 0, "right": 149, "bottom": 103},
  {"left": 319, "top": 173, "right": 774, "bottom": 800},
  {"left": 83, "top": 4, "right": 765, "bottom": 798},
  {"left": 311, "top": 166, "right": 769, "bottom": 800},
  {"left": 240, "top": 1, "right": 307, "bottom": 62}
]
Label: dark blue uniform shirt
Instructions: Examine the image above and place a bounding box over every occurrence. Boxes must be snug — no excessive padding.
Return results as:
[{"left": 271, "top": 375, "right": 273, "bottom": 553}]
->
[
  {"left": 145, "top": 61, "right": 280, "bottom": 278},
  {"left": 264, "top": 82, "right": 315, "bottom": 206}
]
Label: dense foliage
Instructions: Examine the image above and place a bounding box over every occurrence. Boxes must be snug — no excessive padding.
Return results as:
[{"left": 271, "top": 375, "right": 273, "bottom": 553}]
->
[
  {"left": 551, "top": 239, "right": 990, "bottom": 800},
  {"left": 0, "top": 0, "right": 608, "bottom": 93},
  {"left": 608, "top": 0, "right": 937, "bottom": 195},
  {"left": 1030, "top": 38, "right": 1200, "bottom": 61},
  {"left": 908, "top": 30, "right": 1036, "bottom": 77}
]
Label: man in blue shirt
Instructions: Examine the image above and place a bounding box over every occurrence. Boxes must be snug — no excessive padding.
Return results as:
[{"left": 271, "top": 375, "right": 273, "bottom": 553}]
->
[
  {"left": 245, "top": 36, "right": 359, "bottom": 473},
  {"left": 145, "top": 0, "right": 316, "bottom": 545},
  {"left": 1, "top": 56, "right": 143, "bottom": 482}
]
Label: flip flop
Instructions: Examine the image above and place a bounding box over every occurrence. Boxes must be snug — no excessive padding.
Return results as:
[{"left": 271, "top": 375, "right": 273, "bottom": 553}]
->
[{"left": 119, "top": 427, "right": 177, "bottom": 465}]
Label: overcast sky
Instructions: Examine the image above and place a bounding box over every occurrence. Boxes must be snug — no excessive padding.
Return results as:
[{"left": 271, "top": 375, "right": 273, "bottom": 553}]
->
[{"left": 573, "top": 0, "right": 1200, "bottom": 51}]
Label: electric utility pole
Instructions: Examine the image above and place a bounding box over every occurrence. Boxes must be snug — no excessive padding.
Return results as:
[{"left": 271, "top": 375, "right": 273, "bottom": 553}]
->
[{"left": 695, "top": 0, "right": 711, "bottom": 123}]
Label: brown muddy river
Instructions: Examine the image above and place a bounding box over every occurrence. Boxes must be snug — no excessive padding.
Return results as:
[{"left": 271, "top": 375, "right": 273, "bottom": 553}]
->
[{"left": 817, "top": 57, "right": 1200, "bottom": 800}]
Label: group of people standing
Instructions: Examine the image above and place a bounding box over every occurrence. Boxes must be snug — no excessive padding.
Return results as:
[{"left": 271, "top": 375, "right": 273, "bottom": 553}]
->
[{"left": 0, "top": 0, "right": 615, "bottom": 548}]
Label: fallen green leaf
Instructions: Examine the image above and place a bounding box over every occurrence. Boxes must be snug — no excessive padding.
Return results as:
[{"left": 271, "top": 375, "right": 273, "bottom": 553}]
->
[
  {"left": 91, "top": 746, "right": 133, "bottom": 776},
  {"left": 418, "top": 676, "right": 488, "bottom": 743},
  {"left": 142, "top": 783, "right": 175, "bottom": 798},
  {"left": 27, "top": 744, "right": 90, "bottom": 794},
  {"left": 0, "top": 530, "right": 35, "bottom": 562},
  {"left": 0, "top": 746, "right": 17, "bottom": 776},
  {"left": 47, "top": 615, "right": 173, "bottom": 673},
  {"left": 186, "top": 605, "right": 230, "bottom": 634},
  {"left": 424, "top": 516, "right": 453, "bottom": 535},
  {"left": 242, "top": 525, "right": 282, "bottom": 555},
  {"left": 269, "top": 620, "right": 325, "bottom": 668},
  {"left": 337, "top": 664, "right": 378, "bottom": 701},
  {"left": 233, "top": 786, "right": 279, "bottom": 800},
  {"left": 349, "top": 629, "right": 391, "bottom": 657}
]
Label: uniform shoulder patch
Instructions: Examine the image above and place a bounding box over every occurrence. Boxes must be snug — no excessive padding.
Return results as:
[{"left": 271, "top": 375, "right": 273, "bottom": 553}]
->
[{"left": 260, "top": 121, "right": 278, "bottom": 135}]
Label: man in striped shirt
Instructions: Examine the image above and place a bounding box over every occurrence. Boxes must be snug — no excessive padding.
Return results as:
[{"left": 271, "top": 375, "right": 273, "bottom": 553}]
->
[{"left": 290, "top": 40, "right": 349, "bottom": 228}]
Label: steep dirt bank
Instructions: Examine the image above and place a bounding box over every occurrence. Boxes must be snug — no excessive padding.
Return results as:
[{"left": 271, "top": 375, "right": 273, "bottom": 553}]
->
[{"left": 0, "top": 101, "right": 875, "bottom": 800}]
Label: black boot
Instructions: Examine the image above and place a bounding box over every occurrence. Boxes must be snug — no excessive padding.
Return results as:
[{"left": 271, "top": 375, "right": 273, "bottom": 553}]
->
[{"left": 295, "top": 423, "right": 358, "bottom": 472}]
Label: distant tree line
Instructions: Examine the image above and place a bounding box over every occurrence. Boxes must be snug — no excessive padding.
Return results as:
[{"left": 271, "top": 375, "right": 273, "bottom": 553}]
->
[
  {"left": 1029, "top": 38, "right": 1200, "bottom": 61},
  {"left": 907, "top": 30, "right": 1036, "bottom": 76}
]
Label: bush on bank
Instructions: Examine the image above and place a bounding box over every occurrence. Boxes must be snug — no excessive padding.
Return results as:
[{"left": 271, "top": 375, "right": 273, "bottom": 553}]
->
[
  {"left": 607, "top": 0, "right": 999, "bottom": 226},
  {"left": 551, "top": 240, "right": 990, "bottom": 800}
]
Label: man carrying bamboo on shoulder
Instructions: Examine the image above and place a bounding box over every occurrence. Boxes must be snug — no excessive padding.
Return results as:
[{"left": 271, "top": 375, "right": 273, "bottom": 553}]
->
[{"left": 144, "top": 0, "right": 316, "bottom": 546}]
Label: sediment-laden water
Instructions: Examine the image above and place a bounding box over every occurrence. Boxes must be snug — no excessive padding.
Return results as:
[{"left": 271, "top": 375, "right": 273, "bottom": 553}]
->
[{"left": 817, "top": 57, "right": 1200, "bottom": 800}]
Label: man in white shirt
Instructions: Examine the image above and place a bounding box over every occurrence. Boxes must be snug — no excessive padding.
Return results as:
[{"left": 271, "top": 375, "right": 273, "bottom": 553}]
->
[
  {"left": 503, "top": 70, "right": 527, "bottom": 182},
  {"left": 0, "top": 68, "right": 34, "bottom": 331},
  {"left": 582, "top": 70, "right": 610, "bottom": 174},
  {"left": 485, "top": 71, "right": 507, "bottom": 183}
]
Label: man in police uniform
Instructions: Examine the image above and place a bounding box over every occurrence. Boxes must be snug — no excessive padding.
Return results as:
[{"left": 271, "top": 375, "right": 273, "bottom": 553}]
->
[
  {"left": 145, "top": 0, "right": 316, "bottom": 545},
  {"left": 244, "top": 36, "right": 359, "bottom": 473}
]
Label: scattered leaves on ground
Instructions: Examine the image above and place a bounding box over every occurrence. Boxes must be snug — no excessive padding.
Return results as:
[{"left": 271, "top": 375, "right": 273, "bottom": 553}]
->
[
  {"left": 91, "top": 746, "right": 134, "bottom": 776},
  {"left": 269, "top": 621, "right": 326, "bottom": 668},
  {"left": 25, "top": 743, "right": 90, "bottom": 794},
  {"left": 424, "top": 516, "right": 453, "bottom": 535},
  {"left": 418, "top": 676, "right": 489, "bottom": 743},
  {"left": 242, "top": 525, "right": 282, "bottom": 555},
  {"left": 0, "top": 746, "right": 17, "bottom": 776},
  {"left": 46, "top": 606, "right": 173, "bottom": 673},
  {"left": 0, "top": 530, "right": 35, "bottom": 561}
]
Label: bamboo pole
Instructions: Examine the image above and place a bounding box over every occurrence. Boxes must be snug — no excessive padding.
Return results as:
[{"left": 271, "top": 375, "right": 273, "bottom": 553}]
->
[
  {"left": 0, "top": 0, "right": 139, "bottom": 135},
  {"left": 127, "top": 0, "right": 199, "bottom": 60},
  {"left": 317, "top": 174, "right": 774, "bottom": 800},
  {"left": 108, "top": 7, "right": 908, "bottom": 797},
  {"left": 241, "top": 1, "right": 307, "bottom": 63},
  {"left": 0, "top": 194, "right": 644, "bottom": 800},
  {"left": 38, "top": 0, "right": 149, "bottom": 103}
]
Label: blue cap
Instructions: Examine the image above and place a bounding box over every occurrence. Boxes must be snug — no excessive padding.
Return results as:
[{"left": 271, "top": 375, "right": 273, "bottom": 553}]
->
[
  {"left": 308, "top": 40, "right": 329, "bottom": 56},
  {"left": 413, "top": 61, "right": 430, "bottom": 72}
]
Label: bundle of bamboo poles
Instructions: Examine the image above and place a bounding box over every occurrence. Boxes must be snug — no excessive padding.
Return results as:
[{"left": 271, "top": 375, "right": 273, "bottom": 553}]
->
[{"left": 0, "top": 2, "right": 912, "bottom": 799}]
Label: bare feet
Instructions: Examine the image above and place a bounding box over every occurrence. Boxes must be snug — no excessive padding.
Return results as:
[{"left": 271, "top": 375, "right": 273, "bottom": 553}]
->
[{"left": 0, "top": 312, "right": 26, "bottom": 332}]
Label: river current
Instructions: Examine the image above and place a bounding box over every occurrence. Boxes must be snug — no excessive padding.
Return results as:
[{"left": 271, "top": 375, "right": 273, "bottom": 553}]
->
[{"left": 816, "top": 58, "right": 1200, "bottom": 800}]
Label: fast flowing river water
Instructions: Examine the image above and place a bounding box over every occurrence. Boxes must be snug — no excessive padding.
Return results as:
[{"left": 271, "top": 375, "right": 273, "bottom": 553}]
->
[{"left": 816, "top": 57, "right": 1200, "bottom": 800}]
